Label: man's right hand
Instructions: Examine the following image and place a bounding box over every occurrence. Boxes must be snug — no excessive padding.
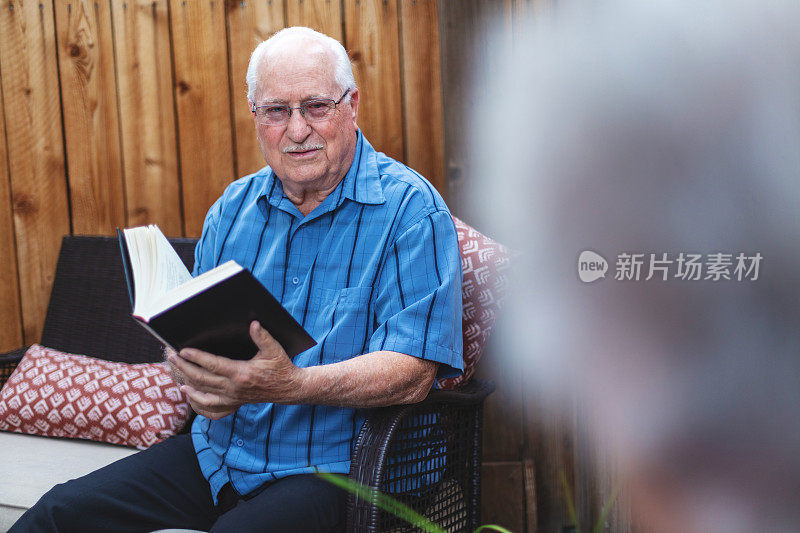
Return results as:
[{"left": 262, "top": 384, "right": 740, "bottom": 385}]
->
[{"left": 167, "top": 321, "right": 304, "bottom": 420}]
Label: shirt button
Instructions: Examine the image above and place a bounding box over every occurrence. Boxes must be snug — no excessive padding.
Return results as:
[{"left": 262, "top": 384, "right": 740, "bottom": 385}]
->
[
  {"left": 292, "top": 276, "right": 299, "bottom": 285},
  {"left": 236, "top": 439, "right": 244, "bottom": 447}
]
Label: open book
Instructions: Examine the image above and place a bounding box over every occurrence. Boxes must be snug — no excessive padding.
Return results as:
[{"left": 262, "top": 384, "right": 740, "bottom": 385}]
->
[{"left": 118, "top": 225, "right": 316, "bottom": 360}]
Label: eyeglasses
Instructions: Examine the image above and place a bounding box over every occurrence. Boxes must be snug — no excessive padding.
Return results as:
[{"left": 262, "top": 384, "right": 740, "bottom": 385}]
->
[{"left": 251, "top": 89, "right": 350, "bottom": 126}]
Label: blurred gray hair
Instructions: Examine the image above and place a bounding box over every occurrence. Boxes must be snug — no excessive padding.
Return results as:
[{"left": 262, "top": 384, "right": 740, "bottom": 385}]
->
[
  {"left": 246, "top": 26, "right": 356, "bottom": 103},
  {"left": 475, "top": 0, "right": 800, "bottom": 530}
]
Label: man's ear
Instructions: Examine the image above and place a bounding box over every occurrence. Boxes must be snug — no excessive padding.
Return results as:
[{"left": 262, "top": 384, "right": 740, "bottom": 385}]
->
[{"left": 348, "top": 88, "right": 360, "bottom": 128}]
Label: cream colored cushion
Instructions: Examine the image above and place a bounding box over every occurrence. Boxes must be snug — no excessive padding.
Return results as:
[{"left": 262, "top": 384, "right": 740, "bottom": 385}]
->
[{"left": 0, "top": 431, "right": 137, "bottom": 531}]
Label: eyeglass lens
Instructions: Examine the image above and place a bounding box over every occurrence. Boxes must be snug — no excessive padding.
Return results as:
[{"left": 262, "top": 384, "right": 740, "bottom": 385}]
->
[
  {"left": 260, "top": 100, "right": 333, "bottom": 124},
  {"left": 254, "top": 89, "right": 349, "bottom": 125}
]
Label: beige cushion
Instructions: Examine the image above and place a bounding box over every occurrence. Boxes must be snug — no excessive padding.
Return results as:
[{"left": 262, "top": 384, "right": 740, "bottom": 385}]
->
[{"left": 0, "top": 431, "right": 137, "bottom": 530}]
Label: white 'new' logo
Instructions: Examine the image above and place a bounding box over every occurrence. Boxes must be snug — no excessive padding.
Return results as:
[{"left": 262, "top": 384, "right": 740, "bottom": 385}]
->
[{"left": 578, "top": 251, "right": 608, "bottom": 283}]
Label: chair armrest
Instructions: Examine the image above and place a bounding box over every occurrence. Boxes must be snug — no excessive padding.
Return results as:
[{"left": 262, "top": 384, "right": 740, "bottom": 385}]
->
[
  {"left": 347, "top": 379, "right": 495, "bottom": 532},
  {"left": 0, "top": 346, "right": 29, "bottom": 388},
  {"left": 423, "top": 378, "right": 496, "bottom": 406}
]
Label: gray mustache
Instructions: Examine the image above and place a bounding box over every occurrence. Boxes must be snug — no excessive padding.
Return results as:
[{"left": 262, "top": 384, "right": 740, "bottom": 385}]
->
[{"left": 282, "top": 145, "right": 323, "bottom": 153}]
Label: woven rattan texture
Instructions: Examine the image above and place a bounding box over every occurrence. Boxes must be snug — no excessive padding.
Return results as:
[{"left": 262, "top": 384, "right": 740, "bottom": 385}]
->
[
  {"left": 348, "top": 380, "right": 494, "bottom": 532},
  {"left": 39, "top": 236, "right": 197, "bottom": 363},
  {"left": 0, "top": 349, "right": 25, "bottom": 389}
]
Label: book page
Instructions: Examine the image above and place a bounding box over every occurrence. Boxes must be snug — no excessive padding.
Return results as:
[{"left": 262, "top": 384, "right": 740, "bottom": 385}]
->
[
  {"left": 125, "top": 225, "right": 192, "bottom": 318},
  {"left": 152, "top": 227, "right": 193, "bottom": 293},
  {"left": 124, "top": 227, "right": 155, "bottom": 314},
  {"left": 149, "top": 260, "right": 243, "bottom": 318}
]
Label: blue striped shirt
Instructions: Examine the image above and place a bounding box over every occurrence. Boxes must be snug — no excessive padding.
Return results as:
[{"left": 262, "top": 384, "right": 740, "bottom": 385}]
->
[{"left": 190, "top": 131, "right": 463, "bottom": 502}]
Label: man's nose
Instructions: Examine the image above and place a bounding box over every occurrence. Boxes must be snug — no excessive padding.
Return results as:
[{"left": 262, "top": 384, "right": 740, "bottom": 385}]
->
[{"left": 285, "top": 108, "right": 311, "bottom": 142}]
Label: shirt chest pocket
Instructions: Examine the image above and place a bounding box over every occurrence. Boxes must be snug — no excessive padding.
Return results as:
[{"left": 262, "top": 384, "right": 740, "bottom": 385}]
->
[
  {"left": 311, "top": 286, "right": 374, "bottom": 362},
  {"left": 321, "top": 286, "right": 373, "bottom": 313}
]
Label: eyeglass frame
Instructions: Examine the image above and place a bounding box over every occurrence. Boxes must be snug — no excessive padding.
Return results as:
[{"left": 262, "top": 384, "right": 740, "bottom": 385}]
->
[{"left": 250, "top": 88, "right": 351, "bottom": 125}]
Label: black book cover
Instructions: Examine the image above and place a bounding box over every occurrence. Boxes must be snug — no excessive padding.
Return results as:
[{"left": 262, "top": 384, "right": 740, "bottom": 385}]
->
[
  {"left": 118, "top": 231, "right": 316, "bottom": 360},
  {"left": 139, "top": 269, "right": 316, "bottom": 360},
  {"left": 117, "top": 228, "right": 135, "bottom": 308}
]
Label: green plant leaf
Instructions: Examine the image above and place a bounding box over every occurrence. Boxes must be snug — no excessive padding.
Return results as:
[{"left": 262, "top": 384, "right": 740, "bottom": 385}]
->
[
  {"left": 475, "top": 525, "right": 515, "bottom": 533},
  {"left": 317, "top": 473, "right": 447, "bottom": 533},
  {"left": 560, "top": 470, "right": 580, "bottom": 533},
  {"left": 592, "top": 481, "right": 621, "bottom": 533}
]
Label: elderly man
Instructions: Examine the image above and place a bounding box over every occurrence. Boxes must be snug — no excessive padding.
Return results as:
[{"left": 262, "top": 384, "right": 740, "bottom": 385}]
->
[{"left": 12, "top": 27, "right": 462, "bottom": 533}]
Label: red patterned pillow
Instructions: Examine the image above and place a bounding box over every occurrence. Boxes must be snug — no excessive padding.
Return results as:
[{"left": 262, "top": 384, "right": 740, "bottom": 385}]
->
[
  {"left": 0, "top": 344, "right": 190, "bottom": 450},
  {"left": 438, "top": 217, "right": 513, "bottom": 390}
]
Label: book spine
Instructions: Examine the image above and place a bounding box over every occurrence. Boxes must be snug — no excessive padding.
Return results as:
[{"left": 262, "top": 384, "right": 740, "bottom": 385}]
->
[
  {"left": 132, "top": 315, "right": 177, "bottom": 353},
  {"left": 117, "top": 228, "right": 135, "bottom": 309}
]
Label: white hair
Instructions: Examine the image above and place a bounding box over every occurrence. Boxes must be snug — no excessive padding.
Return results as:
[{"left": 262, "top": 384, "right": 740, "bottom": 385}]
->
[{"left": 245, "top": 26, "right": 356, "bottom": 103}]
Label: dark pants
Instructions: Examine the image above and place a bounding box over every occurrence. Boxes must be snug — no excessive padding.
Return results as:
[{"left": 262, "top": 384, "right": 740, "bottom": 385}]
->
[{"left": 10, "top": 434, "right": 346, "bottom": 533}]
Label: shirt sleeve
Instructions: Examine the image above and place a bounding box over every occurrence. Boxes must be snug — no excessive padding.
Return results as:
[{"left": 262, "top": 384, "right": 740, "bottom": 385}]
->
[
  {"left": 369, "top": 210, "right": 463, "bottom": 379},
  {"left": 192, "top": 198, "right": 222, "bottom": 277}
]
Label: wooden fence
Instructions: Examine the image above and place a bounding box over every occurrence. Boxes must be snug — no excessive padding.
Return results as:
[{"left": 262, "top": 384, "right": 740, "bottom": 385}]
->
[
  {"left": 440, "top": 1, "right": 628, "bottom": 531},
  {"left": 0, "top": 0, "right": 444, "bottom": 349},
  {"left": 1, "top": 1, "right": 625, "bottom": 531}
]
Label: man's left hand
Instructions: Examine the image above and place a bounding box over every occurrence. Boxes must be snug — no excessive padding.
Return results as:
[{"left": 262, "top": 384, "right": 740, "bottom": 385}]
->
[{"left": 168, "top": 321, "right": 304, "bottom": 420}]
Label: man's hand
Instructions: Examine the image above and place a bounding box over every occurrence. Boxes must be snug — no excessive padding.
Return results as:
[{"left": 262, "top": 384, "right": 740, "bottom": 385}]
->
[{"left": 167, "top": 321, "right": 304, "bottom": 420}]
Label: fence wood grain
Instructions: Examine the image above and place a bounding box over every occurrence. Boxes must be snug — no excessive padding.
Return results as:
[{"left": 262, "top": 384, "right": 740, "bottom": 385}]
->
[
  {"left": 523, "top": 458, "right": 538, "bottom": 531},
  {"left": 476, "top": 348, "right": 524, "bottom": 463},
  {"left": 226, "top": 0, "right": 285, "bottom": 178},
  {"left": 482, "top": 461, "right": 526, "bottom": 532},
  {"left": 344, "top": 0, "right": 404, "bottom": 161},
  {"left": 439, "top": 0, "right": 496, "bottom": 215},
  {"left": 525, "top": 397, "right": 576, "bottom": 532},
  {"left": 285, "top": 0, "right": 342, "bottom": 42},
  {"left": 112, "top": 0, "right": 182, "bottom": 235},
  {"left": 169, "top": 0, "right": 236, "bottom": 237},
  {"left": 0, "top": 0, "right": 71, "bottom": 344},
  {"left": 0, "top": 71, "right": 23, "bottom": 352},
  {"left": 56, "top": 0, "right": 126, "bottom": 235},
  {"left": 399, "top": 0, "right": 445, "bottom": 195}
]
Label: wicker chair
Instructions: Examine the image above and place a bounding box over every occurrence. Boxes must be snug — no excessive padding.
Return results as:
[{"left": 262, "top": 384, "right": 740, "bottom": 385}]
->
[{"left": 0, "top": 235, "right": 494, "bottom": 532}]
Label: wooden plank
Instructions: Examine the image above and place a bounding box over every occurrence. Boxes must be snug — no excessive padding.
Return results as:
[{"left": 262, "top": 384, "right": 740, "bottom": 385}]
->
[
  {"left": 399, "top": 0, "right": 445, "bottom": 196},
  {"left": 438, "top": 0, "right": 504, "bottom": 216},
  {"left": 580, "top": 423, "right": 631, "bottom": 533},
  {"left": 0, "top": 0, "right": 71, "bottom": 344},
  {"left": 575, "top": 405, "right": 601, "bottom": 532},
  {"left": 169, "top": 0, "right": 236, "bottom": 237},
  {"left": 55, "top": 0, "right": 125, "bottom": 235},
  {"left": 226, "top": 0, "right": 284, "bottom": 177},
  {"left": 0, "top": 68, "right": 23, "bottom": 351},
  {"left": 524, "top": 390, "right": 576, "bottom": 532},
  {"left": 111, "top": 0, "right": 182, "bottom": 235},
  {"left": 524, "top": 458, "right": 538, "bottom": 532},
  {"left": 481, "top": 461, "right": 525, "bottom": 532},
  {"left": 344, "top": 0, "right": 403, "bottom": 161},
  {"left": 285, "top": 0, "right": 342, "bottom": 42},
  {"left": 475, "top": 338, "right": 524, "bottom": 462}
]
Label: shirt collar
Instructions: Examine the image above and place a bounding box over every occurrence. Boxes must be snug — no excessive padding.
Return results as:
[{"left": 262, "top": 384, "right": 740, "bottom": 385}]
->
[
  {"left": 340, "top": 130, "right": 385, "bottom": 206},
  {"left": 258, "top": 129, "right": 385, "bottom": 212}
]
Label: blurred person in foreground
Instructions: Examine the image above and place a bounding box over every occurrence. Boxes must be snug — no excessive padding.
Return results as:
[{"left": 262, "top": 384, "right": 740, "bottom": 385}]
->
[{"left": 474, "top": 1, "right": 800, "bottom": 531}]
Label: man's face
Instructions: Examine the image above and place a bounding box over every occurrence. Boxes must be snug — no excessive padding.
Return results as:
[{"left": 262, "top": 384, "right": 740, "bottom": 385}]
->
[{"left": 252, "top": 43, "right": 359, "bottom": 191}]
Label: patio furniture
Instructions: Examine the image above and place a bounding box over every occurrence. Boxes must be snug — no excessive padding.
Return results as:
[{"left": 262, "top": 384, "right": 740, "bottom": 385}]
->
[{"left": 1, "top": 227, "right": 500, "bottom": 531}]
